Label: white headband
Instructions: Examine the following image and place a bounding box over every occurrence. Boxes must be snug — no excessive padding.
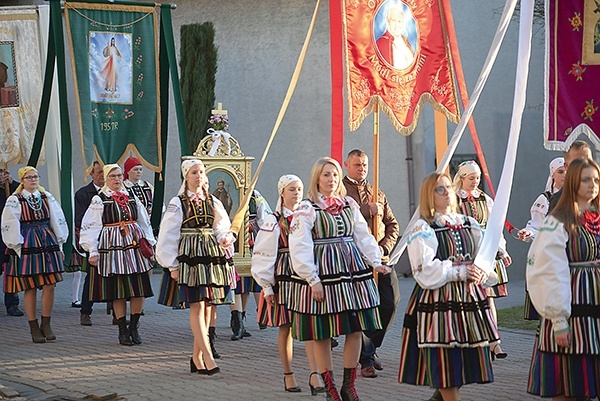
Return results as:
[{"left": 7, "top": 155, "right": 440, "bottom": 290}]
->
[{"left": 178, "top": 159, "right": 205, "bottom": 196}]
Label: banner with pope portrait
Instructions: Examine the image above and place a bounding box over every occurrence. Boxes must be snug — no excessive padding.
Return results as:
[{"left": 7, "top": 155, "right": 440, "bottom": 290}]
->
[
  {"left": 343, "top": 0, "right": 460, "bottom": 134},
  {"left": 65, "top": 2, "right": 161, "bottom": 173}
]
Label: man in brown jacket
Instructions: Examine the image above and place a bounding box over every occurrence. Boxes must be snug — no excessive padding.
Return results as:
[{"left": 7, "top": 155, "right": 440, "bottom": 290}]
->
[{"left": 343, "top": 149, "right": 400, "bottom": 378}]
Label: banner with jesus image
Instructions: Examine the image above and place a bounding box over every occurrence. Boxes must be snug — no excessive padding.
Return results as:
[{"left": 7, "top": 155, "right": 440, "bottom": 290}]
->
[{"left": 65, "top": 2, "right": 161, "bottom": 173}]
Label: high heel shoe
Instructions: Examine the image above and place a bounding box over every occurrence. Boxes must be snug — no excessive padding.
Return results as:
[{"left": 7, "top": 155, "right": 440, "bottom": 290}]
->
[
  {"left": 190, "top": 357, "right": 198, "bottom": 373},
  {"left": 491, "top": 344, "right": 508, "bottom": 359},
  {"left": 198, "top": 366, "right": 220, "bottom": 376},
  {"left": 309, "top": 372, "right": 325, "bottom": 395},
  {"left": 284, "top": 372, "right": 302, "bottom": 393}
]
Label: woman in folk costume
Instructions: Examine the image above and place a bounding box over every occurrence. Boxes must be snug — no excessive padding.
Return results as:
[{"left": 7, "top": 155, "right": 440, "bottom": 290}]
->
[
  {"left": 288, "top": 157, "right": 389, "bottom": 401},
  {"left": 156, "top": 159, "right": 235, "bottom": 376},
  {"left": 79, "top": 164, "right": 155, "bottom": 346},
  {"left": 399, "top": 172, "right": 500, "bottom": 401},
  {"left": 518, "top": 157, "right": 566, "bottom": 321},
  {"left": 453, "top": 160, "right": 512, "bottom": 359},
  {"left": 123, "top": 156, "right": 154, "bottom": 216},
  {"left": 527, "top": 158, "right": 600, "bottom": 400},
  {"left": 251, "top": 175, "right": 325, "bottom": 395},
  {"left": 1, "top": 166, "right": 68, "bottom": 343}
]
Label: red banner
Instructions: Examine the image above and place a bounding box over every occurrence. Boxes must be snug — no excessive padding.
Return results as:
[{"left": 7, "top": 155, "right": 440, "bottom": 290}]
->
[
  {"left": 545, "top": 0, "right": 600, "bottom": 150},
  {"left": 343, "top": 0, "right": 459, "bottom": 134}
]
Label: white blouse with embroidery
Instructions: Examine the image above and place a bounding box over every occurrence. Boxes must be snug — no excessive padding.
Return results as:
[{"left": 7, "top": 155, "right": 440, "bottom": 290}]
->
[
  {"left": 526, "top": 216, "right": 571, "bottom": 334},
  {"left": 251, "top": 207, "right": 293, "bottom": 297},
  {"left": 406, "top": 213, "right": 484, "bottom": 290},
  {"left": 1, "top": 189, "right": 69, "bottom": 257},
  {"left": 156, "top": 191, "right": 234, "bottom": 270},
  {"left": 79, "top": 188, "right": 155, "bottom": 257}
]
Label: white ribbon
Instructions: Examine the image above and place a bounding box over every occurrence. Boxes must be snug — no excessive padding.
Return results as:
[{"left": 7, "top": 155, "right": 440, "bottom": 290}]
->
[{"left": 207, "top": 128, "right": 232, "bottom": 156}]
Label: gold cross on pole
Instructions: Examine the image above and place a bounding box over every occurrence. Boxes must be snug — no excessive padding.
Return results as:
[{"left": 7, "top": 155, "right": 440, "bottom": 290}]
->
[{"left": 211, "top": 102, "right": 228, "bottom": 115}]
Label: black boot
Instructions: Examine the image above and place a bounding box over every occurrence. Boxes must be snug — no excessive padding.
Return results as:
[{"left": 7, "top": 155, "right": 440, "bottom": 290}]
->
[
  {"left": 240, "top": 310, "right": 251, "bottom": 337},
  {"left": 321, "top": 370, "right": 341, "bottom": 401},
  {"left": 208, "top": 326, "right": 220, "bottom": 359},
  {"left": 230, "top": 311, "right": 243, "bottom": 341},
  {"left": 340, "top": 366, "right": 360, "bottom": 401},
  {"left": 117, "top": 316, "right": 133, "bottom": 346},
  {"left": 130, "top": 313, "right": 142, "bottom": 345}
]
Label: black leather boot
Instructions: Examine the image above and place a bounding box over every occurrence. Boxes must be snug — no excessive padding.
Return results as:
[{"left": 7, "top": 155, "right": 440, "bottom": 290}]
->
[
  {"left": 130, "top": 313, "right": 142, "bottom": 345},
  {"left": 321, "top": 370, "right": 341, "bottom": 401},
  {"left": 340, "top": 366, "right": 360, "bottom": 401},
  {"left": 117, "top": 316, "right": 133, "bottom": 346},
  {"left": 241, "top": 311, "right": 251, "bottom": 337},
  {"left": 208, "top": 326, "right": 220, "bottom": 358},
  {"left": 230, "top": 311, "right": 243, "bottom": 340}
]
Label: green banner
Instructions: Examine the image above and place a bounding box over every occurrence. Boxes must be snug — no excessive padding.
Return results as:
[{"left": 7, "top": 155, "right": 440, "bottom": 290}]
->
[{"left": 65, "top": 2, "right": 161, "bottom": 173}]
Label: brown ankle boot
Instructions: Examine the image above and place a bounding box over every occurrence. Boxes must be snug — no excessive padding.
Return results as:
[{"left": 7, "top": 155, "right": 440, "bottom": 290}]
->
[
  {"left": 321, "top": 370, "right": 342, "bottom": 401},
  {"left": 40, "top": 316, "right": 56, "bottom": 340},
  {"left": 29, "top": 319, "right": 46, "bottom": 343}
]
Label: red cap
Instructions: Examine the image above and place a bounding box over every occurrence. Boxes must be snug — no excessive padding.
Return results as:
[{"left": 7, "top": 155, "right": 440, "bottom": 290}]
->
[{"left": 124, "top": 157, "right": 142, "bottom": 178}]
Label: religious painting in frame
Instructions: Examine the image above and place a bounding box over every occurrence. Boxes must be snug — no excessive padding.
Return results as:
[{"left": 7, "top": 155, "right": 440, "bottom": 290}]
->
[
  {"left": 582, "top": 0, "right": 600, "bottom": 65},
  {"left": 0, "top": 41, "right": 19, "bottom": 108}
]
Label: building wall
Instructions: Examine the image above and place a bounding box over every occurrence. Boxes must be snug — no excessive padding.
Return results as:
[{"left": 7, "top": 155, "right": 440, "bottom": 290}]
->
[{"left": 1, "top": 0, "right": 561, "bottom": 279}]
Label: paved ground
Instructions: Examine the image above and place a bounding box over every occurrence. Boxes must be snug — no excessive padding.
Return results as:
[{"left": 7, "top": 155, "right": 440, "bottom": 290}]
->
[{"left": 0, "top": 272, "right": 540, "bottom": 401}]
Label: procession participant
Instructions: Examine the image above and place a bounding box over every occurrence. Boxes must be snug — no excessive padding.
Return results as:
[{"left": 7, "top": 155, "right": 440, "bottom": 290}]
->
[
  {"left": 73, "top": 161, "right": 104, "bottom": 326},
  {"left": 518, "top": 157, "right": 565, "bottom": 320},
  {"left": 289, "top": 157, "right": 388, "bottom": 401},
  {"left": 230, "top": 189, "right": 272, "bottom": 339},
  {"left": 1, "top": 166, "right": 68, "bottom": 342},
  {"left": 80, "top": 164, "right": 155, "bottom": 346},
  {"left": 156, "top": 159, "right": 235, "bottom": 375},
  {"left": 453, "top": 160, "right": 511, "bottom": 359},
  {"left": 252, "top": 174, "right": 324, "bottom": 395},
  {"left": 342, "top": 149, "right": 400, "bottom": 378},
  {"left": 548, "top": 140, "right": 592, "bottom": 213},
  {"left": 527, "top": 158, "right": 600, "bottom": 401},
  {"left": 399, "top": 172, "right": 499, "bottom": 401},
  {"left": 0, "top": 167, "right": 22, "bottom": 317}
]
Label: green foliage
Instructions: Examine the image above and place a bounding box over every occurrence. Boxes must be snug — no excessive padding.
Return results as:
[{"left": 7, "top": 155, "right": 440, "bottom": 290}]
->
[
  {"left": 497, "top": 305, "right": 538, "bottom": 331},
  {"left": 180, "top": 22, "right": 218, "bottom": 152}
]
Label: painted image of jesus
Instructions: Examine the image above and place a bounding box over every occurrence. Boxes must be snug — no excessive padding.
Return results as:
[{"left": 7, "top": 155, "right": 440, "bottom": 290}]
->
[
  {"left": 89, "top": 32, "right": 133, "bottom": 104},
  {"left": 374, "top": 1, "right": 418, "bottom": 70},
  {"left": 101, "top": 37, "right": 121, "bottom": 93}
]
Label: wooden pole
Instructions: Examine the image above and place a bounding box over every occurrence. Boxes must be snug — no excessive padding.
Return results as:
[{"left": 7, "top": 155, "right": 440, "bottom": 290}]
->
[
  {"left": 373, "top": 104, "right": 380, "bottom": 282},
  {"left": 434, "top": 110, "right": 448, "bottom": 171}
]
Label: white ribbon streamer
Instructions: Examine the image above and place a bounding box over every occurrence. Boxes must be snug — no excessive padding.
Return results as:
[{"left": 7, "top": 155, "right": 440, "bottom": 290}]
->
[
  {"left": 388, "top": 0, "right": 520, "bottom": 266},
  {"left": 207, "top": 128, "right": 232, "bottom": 156}
]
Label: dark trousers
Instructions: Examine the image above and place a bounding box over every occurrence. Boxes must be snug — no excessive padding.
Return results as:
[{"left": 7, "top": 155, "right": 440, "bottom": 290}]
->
[
  {"left": 4, "top": 292, "right": 19, "bottom": 309},
  {"left": 80, "top": 271, "right": 94, "bottom": 315},
  {"left": 360, "top": 272, "right": 399, "bottom": 368}
]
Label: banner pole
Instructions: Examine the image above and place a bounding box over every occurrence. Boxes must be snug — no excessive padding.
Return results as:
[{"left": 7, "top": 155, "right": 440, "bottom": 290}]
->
[
  {"left": 434, "top": 110, "right": 448, "bottom": 172},
  {"left": 373, "top": 103, "right": 379, "bottom": 283}
]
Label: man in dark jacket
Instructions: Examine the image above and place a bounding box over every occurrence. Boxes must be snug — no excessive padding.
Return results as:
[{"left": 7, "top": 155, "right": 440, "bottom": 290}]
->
[
  {"left": 343, "top": 149, "right": 400, "bottom": 378},
  {"left": 74, "top": 161, "right": 104, "bottom": 326},
  {"left": 0, "top": 167, "right": 22, "bottom": 316}
]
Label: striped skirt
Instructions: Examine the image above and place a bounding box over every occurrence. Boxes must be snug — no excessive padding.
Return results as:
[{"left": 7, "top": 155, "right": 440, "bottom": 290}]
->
[
  {"left": 89, "top": 266, "right": 153, "bottom": 301},
  {"left": 4, "top": 272, "right": 62, "bottom": 293},
  {"left": 486, "top": 258, "right": 509, "bottom": 298},
  {"left": 291, "top": 307, "right": 381, "bottom": 341},
  {"left": 257, "top": 288, "right": 291, "bottom": 327},
  {"left": 523, "top": 290, "right": 540, "bottom": 320},
  {"left": 97, "top": 224, "right": 153, "bottom": 276},
  {"left": 5, "top": 221, "right": 63, "bottom": 277},
  {"left": 398, "top": 282, "right": 499, "bottom": 388},
  {"left": 234, "top": 276, "right": 261, "bottom": 294},
  {"left": 528, "top": 333, "right": 600, "bottom": 398}
]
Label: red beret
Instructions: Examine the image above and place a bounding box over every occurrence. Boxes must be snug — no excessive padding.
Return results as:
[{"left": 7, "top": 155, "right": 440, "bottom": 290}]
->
[{"left": 124, "top": 157, "right": 142, "bottom": 178}]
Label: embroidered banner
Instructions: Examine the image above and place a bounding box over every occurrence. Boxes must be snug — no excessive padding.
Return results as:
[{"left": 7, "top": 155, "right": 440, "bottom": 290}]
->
[
  {"left": 545, "top": 0, "right": 600, "bottom": 150},
  {"left": 0, "top": 9, "right": 44, "bottom": 165},
  {"left": 342, "top": 0, "right": 459, "bottom": 134},
  {"left": 65, "top": 2, "right": 161, "bottom": 173}
]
